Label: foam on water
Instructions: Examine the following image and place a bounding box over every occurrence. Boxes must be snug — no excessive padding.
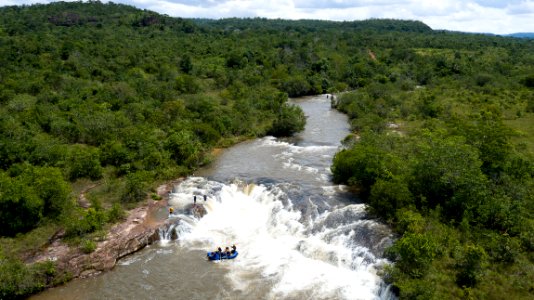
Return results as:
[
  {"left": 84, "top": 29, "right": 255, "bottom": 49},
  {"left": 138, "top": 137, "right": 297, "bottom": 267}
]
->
[
  {"left": 30, "top": 95, "right": 393, "bottom": 300},
  {"left": 168, "top": 177, "right": 393, "bottom": 300}
]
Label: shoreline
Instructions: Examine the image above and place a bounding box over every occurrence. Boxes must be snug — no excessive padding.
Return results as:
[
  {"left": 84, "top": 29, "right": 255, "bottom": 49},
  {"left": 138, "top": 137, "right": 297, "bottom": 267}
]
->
[
  {"left": 27, "top": 179, "right": 182, "bottom": 285},
  {"left": 29, "top": 145, "right": 238, "bottom": 294},
  {"left": 25, "top": 95, "right": 326, "bottom": 295}
]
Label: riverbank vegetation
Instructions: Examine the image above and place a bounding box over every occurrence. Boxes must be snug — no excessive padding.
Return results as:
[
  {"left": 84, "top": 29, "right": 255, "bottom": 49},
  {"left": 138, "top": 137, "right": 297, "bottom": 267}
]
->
[
  {"left": 331, "top": 31, "right": 534, "bottom": 300},
  {"left": 0, "top": 1, "right": 533, "bottom": 298}
]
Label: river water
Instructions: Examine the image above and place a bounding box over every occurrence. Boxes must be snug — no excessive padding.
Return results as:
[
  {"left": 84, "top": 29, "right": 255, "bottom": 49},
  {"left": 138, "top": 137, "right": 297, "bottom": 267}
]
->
[{"left": 33, "top": 95, "right": 395, "bottom": 300}]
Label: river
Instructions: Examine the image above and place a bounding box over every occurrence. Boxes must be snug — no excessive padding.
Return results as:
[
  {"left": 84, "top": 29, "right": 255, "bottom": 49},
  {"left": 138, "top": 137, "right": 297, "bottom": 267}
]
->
[{"left": 33, "top": 95, "right": 395, "bottom": 300}]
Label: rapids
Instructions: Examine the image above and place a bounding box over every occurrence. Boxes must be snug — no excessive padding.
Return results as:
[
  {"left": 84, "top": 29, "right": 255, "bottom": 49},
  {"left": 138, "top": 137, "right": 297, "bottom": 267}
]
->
[{"left": 32, "top": 95, "right": 395, "bottom": 300}]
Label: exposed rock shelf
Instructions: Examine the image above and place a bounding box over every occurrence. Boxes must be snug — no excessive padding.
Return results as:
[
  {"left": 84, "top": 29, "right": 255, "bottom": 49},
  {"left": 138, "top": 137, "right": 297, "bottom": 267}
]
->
[{"left": 27, "top": 181, "right": 182, "bottom": 280}]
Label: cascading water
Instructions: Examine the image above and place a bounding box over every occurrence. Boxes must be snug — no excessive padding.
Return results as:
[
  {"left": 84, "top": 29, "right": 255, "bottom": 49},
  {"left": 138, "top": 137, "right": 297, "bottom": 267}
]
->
[
  {"left": 32, "top": 95, "right": 396, "bottom": 300},
  {"left": 166, "top": 177, "right": 394, "bottom": 300}
]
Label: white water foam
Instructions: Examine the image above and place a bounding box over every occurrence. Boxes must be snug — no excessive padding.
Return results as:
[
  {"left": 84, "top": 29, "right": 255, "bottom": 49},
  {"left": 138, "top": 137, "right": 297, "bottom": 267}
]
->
[
  {"left": 265, "top": 137, "right": 339, "bottom": 184},
  {"left": 170, "top": 177, "right": 393, "bottom": 300},
  {"left": 262, "top": 137, "right": 337, "bottom": 153}
]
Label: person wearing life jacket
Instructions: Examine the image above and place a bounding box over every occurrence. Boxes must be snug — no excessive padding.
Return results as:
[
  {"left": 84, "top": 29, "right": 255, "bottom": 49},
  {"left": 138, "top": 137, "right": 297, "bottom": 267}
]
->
[
  {"left": 208, "top": 249, "right": 218, "bottom": 259},
  {"left": 225, "top": 247, "right": 231, "bottom": 257},
  {"left": 169, "top": 207, "right": 174, "bottom": 214},
  {"left": 231, "top": 245, "right": 237, "bottom": 254}
]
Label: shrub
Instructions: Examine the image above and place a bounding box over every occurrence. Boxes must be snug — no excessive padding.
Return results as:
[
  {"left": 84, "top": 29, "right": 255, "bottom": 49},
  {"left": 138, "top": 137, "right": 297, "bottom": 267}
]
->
[
  {"left": 67, "top": 145, "right": 103, "bottom": 181},
  {"left": 121, "top": 171, "right": 150, "bottom": 203},
  {"left": 368, "top": 177, "right": 414, "bottom": 221},
  {"left": 80, "top": 239, "right": 97, "bottom": 254},
  {"left": 106, "top": 203, "right": 125, "bottom": 223},
  {"left": 0, "top": 172, "right": 44, "bottom": 236},
  {"left": 267, "top": 104, "right": 306, "bottom": 137},
  {"left": 165, "top": 130, "right": 203, "bottom": 167},
  {"left": 455, "top": 244, "right": 488, "bottom": 287},
  {"left": 0, "top": 256, "right": 59, "bottom": 298},
  {"left": 395, "top": 209, "right": 425, "bottom": 234},
  {"left": 64, "top": 208, "right": 106, "bottom": 237},
  {"left": 387, "top": 233, "right": 438, "bottom": 278}
]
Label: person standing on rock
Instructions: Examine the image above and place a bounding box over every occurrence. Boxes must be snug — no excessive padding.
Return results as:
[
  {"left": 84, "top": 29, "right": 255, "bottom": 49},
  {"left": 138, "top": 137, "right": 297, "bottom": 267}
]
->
[
  {"left": 193, "top": 195, "right": 197, "bottom": 205},
  {"left": 203, "top": 195, "right": 207, "bottom": 202}
]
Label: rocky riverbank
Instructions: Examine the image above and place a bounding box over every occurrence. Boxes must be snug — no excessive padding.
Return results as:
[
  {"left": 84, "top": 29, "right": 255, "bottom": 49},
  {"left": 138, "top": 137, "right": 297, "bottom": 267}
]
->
[{"left": 26, "top": 181, "right": 181, "bottom": 280}]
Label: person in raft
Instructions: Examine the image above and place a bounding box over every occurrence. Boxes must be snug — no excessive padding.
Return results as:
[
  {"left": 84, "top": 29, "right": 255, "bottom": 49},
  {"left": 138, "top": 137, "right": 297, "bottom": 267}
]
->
[
  {"left": 225, "top": 247, "right": 231, "bottom": 257},
  {"left": 231, "top": 245, "right": 237, "bottom": 254}
]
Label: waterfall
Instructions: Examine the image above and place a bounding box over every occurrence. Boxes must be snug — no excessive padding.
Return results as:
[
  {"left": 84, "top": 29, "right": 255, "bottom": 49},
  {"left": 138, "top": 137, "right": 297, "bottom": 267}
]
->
[
  {"left": 166, "top": 177, "right": 395, "bottom": 300},
  {"left": 33, "top": 95, "right": 396, "bottom": 300},
  {"left": 158, "top": 221, "right": 179, "bottom": 242}
]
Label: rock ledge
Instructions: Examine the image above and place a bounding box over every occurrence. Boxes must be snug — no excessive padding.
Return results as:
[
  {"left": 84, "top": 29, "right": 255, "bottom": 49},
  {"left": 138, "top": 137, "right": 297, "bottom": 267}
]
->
[{"left": 28, "top": 181, "right": 180, "bottom": 280}]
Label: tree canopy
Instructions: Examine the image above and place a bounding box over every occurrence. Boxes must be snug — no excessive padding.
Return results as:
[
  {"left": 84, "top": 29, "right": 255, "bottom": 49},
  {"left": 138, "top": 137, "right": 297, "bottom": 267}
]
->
[{"left": 1, "top": 1, "right": 533, "bottom": 298}]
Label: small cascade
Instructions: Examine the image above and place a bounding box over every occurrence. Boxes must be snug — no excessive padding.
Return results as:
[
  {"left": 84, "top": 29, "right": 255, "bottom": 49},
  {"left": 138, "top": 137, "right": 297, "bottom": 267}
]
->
[{"left": 158, "top": 220, "right": 180, "bottom": 242}]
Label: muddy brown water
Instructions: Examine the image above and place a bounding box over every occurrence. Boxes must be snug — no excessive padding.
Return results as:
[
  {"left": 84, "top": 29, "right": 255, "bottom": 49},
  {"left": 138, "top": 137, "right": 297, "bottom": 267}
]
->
[{"left": 32, "top": 95, "right": 395, "bottom": 300}]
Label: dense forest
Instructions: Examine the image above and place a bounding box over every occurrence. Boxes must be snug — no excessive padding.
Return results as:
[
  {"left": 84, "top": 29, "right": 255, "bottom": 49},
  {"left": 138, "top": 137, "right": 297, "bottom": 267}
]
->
[{"left": 0, "top": 1, "right": 533, "bottom": 299}]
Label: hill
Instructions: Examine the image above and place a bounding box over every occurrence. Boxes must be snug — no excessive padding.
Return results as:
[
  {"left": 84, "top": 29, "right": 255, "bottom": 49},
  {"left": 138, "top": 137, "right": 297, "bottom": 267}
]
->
[
  {"left": 195, "top": 17, "right": 432, "bottom": 33},
  {"left": 506, "top": 32, "right": 534, "bottom": 39}
]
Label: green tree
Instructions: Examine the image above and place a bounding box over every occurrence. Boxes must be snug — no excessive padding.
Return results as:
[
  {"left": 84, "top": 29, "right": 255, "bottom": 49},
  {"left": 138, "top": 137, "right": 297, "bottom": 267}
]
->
[
  {"left": 0, "top": 172, "right": 43, "bottom": 236},
  {"left": 449, "top": 111, "right": 512, "bottom": 176},
  {"left": 369, "top": 177, "right": 414, "bottom": 221},
  {"left": 30, "top": 167, "right": 71, "bottom": 219},
  {"left": 165, "top": 130, "right": 203, "bottom": 167},
  {"left": 67, "top": 145, "right": 103, "bottom": 181},
  {"left": 409, "top": 131, "right": 487, "bottom": 220},
  {"left": 180, "top": 55, "right": 193, "bottom": 74},
  {"left": 331, "top": 132, "right": 402, "bottom": 191},
  {"left": 455, "top": 244, "right": 488, "bottom": 287},
  {"left": 387, "top": 232, "right": 438, "bottom": 278},
  {"left": 268, "top": 104, "right": 306, "bottom": 137},
  {"left": 121, "top": 171, "right": 150, "bottom": 203}
]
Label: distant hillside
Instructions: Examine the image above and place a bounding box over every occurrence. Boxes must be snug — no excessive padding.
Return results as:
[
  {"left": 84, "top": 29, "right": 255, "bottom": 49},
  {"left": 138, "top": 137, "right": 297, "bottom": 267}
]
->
[
  {"left": 195, "top": 17, "right": 433, "bottom": 33},
  {"left": 0, "top": 1, "right": 196, "bottom": 33},
  {"left": 506, "top": 32, "right": 534, "bottom": 39}
]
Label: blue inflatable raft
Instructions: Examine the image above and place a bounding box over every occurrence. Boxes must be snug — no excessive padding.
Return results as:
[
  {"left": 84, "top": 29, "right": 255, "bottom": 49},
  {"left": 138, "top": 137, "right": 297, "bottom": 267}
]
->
[{"left": 207, "top": 251, "right": 238, "bottom": 260}]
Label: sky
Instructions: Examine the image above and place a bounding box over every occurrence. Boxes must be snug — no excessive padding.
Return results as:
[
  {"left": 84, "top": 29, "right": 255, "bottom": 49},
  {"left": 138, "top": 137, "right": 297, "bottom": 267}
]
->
[{"left": 1, "top": 0, "right": 533, "bottom": 34}]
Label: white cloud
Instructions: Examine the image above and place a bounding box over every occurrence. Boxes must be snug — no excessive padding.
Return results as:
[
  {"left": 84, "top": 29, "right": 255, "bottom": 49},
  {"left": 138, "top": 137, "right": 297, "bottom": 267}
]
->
[
  {"left": 507, "top": 0, "right": 534, "bottom": 14},
  {"left": 414, "top": 1, "right": 534, "bottom": 33},
  {"left": 292, "top": 0, "right": 411, "bottom": 10},
  {"left": 0, "top": 0, "right": 533, "bottom": 34},
  {"left": 0, "top": 0, "right": 51, "bottom": 5}
]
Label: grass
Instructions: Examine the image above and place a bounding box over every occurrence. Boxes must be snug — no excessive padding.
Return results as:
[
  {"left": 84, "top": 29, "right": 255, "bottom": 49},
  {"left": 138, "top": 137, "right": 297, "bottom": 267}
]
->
[
  {"left": 0, "top": 224, "right": 60, "bottom": 258},
  {"left": 505, "top": 113, "right": 534, "bottom": 154},
  {"left": 413, "top": 48, "right": 476, "bottom": 58}
]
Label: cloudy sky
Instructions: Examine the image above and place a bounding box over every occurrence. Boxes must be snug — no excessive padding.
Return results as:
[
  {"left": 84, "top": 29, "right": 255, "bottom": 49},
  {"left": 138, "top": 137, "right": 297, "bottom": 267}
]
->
[{"left": 1, "top": 0, "right": 533, "bottom": 34}]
